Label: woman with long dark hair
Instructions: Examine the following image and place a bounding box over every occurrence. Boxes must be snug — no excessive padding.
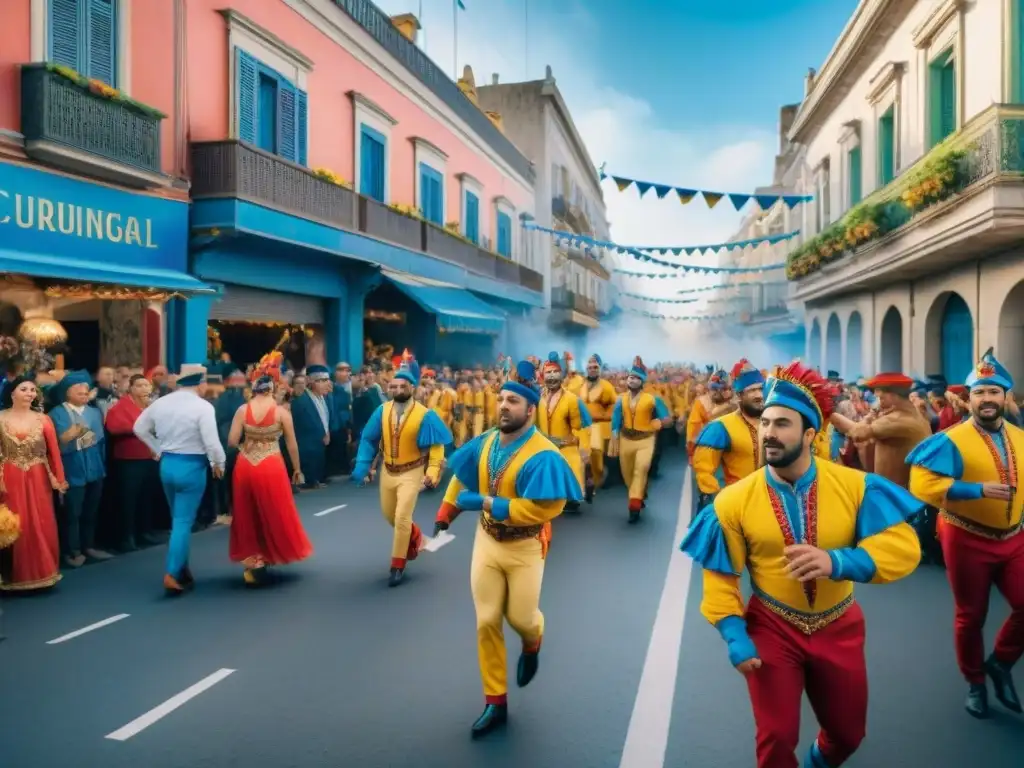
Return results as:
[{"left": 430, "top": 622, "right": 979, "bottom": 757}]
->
[{"left": 0, "top": 376, "right": 67, "bottom": 591}]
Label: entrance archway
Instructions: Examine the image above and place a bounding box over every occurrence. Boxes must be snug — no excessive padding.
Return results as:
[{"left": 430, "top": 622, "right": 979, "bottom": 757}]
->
[
  {"left": 845, "top": 311, "right": 863, "bottom": 377},
  {"left": 808, "top": 318, "right": 822, "bottom": 369},
  {"left": 925, "top": 292, "right": 973, "bottom": 383},
  {"left": 879, "top": 306, "right": 902, "bottom": 372},
  {"left": 825, "top": 313, "right": 841, "bottom": 374},
  {"left": 998, "top": 279, "right": 1024, "bottom": 385}
]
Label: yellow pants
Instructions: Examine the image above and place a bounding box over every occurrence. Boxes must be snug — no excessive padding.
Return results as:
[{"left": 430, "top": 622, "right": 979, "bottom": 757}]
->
[
  {"left": 379, "top": 466, "right": 424, "bottom": 561},
  {"left": 472, "top": 411, "right": 485, "bottom": 438},
  {"left": 471, "top": 522, "right": 545, "bottom": 699},
  {"left": 455, "top": 418, "right": 468, "bottom": 447},
  {"left": 590, "top": 443, "right": 607, "bottom": 486},
  {"left": 620, "top": 434, "right": 655, "bottom": 501},
  {"left": 558, "top": 445, "right": 585, "bottom": 491}
]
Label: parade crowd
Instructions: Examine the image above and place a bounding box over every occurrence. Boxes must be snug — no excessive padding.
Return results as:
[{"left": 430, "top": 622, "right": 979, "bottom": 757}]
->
[{"left": 0, "top": 341, "right": 1021, "bottom": 766}]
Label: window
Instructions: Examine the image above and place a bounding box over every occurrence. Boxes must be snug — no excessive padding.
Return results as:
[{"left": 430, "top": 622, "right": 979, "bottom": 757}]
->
[
  {"left": 847, "top": 145, "right": 862, "bottom": 205},
  {"left": 929, "top": 48, "right": 957, "bottom": 147},
  {"left": 464, "top": 191, "right": 479, "bottom": 244},
  {"left": 359, "top": 125, "right": 386, "bottom": 202},
  {"left": 496, "top": 211, "right": 512, "bottom": 258},
  {"left": 877, "top": 107, "right": 895, "bottom": 185},
  {"left": 235, "top": 48, "right": 308, "bottom": 165},
  {"left": 419, "top": 163, "right": 444, "bottom": 225},
  {"left": 49, "top": 0, "right": 118, "bottom": 85}
]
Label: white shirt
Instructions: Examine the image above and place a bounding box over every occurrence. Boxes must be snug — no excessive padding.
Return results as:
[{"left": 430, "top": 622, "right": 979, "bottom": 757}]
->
[
  {"left": 309, "top": 392, "right": 329, "bottom": 434},
  {"left": 133, "top": 389, "right": 226, "bottom": 469}
]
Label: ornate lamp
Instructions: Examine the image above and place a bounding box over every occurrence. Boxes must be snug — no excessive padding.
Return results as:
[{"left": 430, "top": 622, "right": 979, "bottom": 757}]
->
[{"left": 18, "top": 317, "right": 68, "bottom": 347}]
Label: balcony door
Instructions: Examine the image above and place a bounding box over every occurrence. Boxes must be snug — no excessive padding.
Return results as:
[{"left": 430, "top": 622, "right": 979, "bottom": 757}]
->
[{"left": 940, "top": 293, "right": 973, "bottom": 382}]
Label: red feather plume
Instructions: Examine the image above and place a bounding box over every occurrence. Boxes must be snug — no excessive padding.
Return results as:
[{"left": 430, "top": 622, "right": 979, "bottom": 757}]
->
[
  {"left": 730, "top": 358, "right": 753, "bottom": 378},
  {"left": 771, "top": 361, "right": 836, "bottom": 423},
  {"left": 633, "top": 356, "right": 644, "bottom": 368}
]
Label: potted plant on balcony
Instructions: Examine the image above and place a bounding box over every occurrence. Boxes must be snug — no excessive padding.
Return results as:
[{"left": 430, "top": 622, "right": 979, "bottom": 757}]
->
[
  {"left": 312, "top": 168, "right": 352, "bottom": 189},
  {"left": 40, "top": 63, "right": 166, "bottom": 119}
]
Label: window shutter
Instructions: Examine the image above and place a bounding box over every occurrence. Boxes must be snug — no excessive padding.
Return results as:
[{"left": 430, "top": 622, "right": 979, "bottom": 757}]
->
[
  {"left": 87, "top": 0, "right": 116, "bottom": 85},
  {"left": 497, "top": 212, "right": 511, "bottom": 257},
  {"left": 235, "top": 48, "right": 258, "bottom": 145},
  {"left": 940, "top": 63, "right": 956, "bottom": 138},
  {"left": 371, "top": 139, "right": 385, "bottom": 202},
  {"left": 278, "top": 81, "right": 297, "bottom": 162},
  {"left": 466, "top": 192, "right": 479, "bottom": 243},
  {"left": 429, "top": 175, "right": 443, "bottom": 223},
  {"left": 360, "top": 130, "right": 375, "bottom": 198},
  {"left": 878, "top": 111, "right": 894, "bottom": 185},
  {"left": 848, "top": 146, "right": 862, "bottom": 204},
  {"left": 50, "top": 0, "right": 81, "bottom": 71},
  {"left": 296, "top": 89, "right": 308, "bottom": 166}
]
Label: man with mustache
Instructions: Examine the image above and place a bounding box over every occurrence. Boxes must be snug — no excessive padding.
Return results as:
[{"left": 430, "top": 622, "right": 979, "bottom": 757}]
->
[
  {"left": 693, "top": 358, "right": 765, "bottom": 508},
  {"left": 579, "top": 353, "right": 617, "bottom": 503},
  {"left": 534, "top": 352, "right": 592, "bottom": 512},
  {"left": 681, "top": 361, "right": 922, "bottom": 768},
  {"left": 907, "top": 350, "right": 1024, "bottom": 719},
  {"left": 351, "top": 358, "right": 452, "bottom": 587},
  {"left": 433, "top": 360, "right": 581, "bottom": 737}
]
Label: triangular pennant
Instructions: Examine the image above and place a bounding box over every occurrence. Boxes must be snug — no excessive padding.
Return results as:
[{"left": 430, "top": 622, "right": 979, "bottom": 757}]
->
[
  {"left": 755, "top": 195, "right": 780, "bottom": 210},
  {"left": 654, "top": 184, "right": 673, "bottom": 199},
  {"left": 728, "top": 194, "right": 751, "bottom": 210},
  {"left": 612, "top": 176, "right": 633, "bottom": 192},
  {"left": 635, "top": 181, "right": 653, "bottom": 197},
  {"left": 702, "top": 191, "right": 723, "bottom": 208},
  {"left": 676, "top": 188, "right": 697, "bottom": 204},
  {"left": 671, "top": 247, "right": 683, "bottom": 256},
  {"left": 782, "top": 195, "right": 805, "bottom": 209}
]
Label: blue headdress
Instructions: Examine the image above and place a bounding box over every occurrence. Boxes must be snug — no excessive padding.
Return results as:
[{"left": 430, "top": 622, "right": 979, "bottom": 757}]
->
[
  {"left": 628, "top": 356, "right": 647, "bottom": 382},
  {"left": 966, "top": 348, "right": 1013, "bottom": 391},
  {"left": 501, "top": 361, "right": 541, "bottom": 406},
  {"left": 395, "top": 358, "right": 421, "bottom": 387}
]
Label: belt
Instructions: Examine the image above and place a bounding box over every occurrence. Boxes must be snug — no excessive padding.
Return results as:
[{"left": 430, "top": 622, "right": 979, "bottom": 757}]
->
[
  {"left": 754, "top": 592, "right": 853, "bottom": 635},
  {"left": 480, "top": 514, "right": 543, "bottom": 542},
  {"left": 383, "top": 456, "right": 427, "bottom": 474},
  {"left": 467, "top": 406, "right": 482, "bottom": 412},
  {"left": 592, "top": 417, "right": 611, "bottom": 423},
  {"left": 621, "top": 428, "right": 653, "bottom": 440},
  {"left": 547, "top": 435, "right": 579, "bottom": 448},
  {"left": 940, "top": 509, "right": 1024, "bottom": 541}
]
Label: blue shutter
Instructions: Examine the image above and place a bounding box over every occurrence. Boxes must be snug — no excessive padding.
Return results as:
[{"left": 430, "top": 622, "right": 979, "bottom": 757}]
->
[
  {"left": 296, "top": 89, "right": 308, "bottom": 166},
  {"left": 497, "top": 212, "right": 511, "bottom": 257},
  {"left": 50, "top": 0, "right": 81, "bottom": 71},
  {"left": 87, "top": 0, "right": 116, "bottom": 85},
  {"left": 256, "top": 74, "right": 277, "bottom": 152},
  {"left": 848, "top": 146, "right": 862, "bottom": 204},
  {"left": 235, "top": 48, "right": 258, "bottom": 145},
  {"left": 465, "top": 192, "right": 479, "bottom": 243},
  {"left": 360, "top": 127, "right": 386, "bottom": 202},
  {"left": 940, "top": 62, "right": 956, "bottom": 139},
  {"left": 430, "top": 174, "right": 443, "bottom": 223},
  {"left": 419, "top": 163, "right": 443, "bottom": 224},
  {"left": 278, "top": 80, "right": 297, "bottom": 162}
]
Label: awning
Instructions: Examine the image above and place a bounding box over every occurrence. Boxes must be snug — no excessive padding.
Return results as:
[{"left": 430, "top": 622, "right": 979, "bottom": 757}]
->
[
  {"left": 382, "top": 270, "right": 506, "bottom": 335},
  {"left": 0, "top": 249, "right": 216, "bottom": 293}
]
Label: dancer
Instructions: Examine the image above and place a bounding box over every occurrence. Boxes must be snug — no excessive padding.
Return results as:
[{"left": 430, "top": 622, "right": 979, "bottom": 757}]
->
[
  {"left": 609, "top": 357, "right": 669, "bottom": 523},
  {"left": 227, "top": 353, "right": 312, "bottom": 586},
  {"left": 433, "top": 360, "right": 581, "bottom": 737},
  {"left": 535, "top": 352, "right": 592, "bottom": 512},
  {"left": 352, "top": 358, "right": 452, "bottom": 587},
  {"left": 681, "top": 361, "right": 922, "bottom": 768},
  {"left": 579, "top": 353, "right": 617, "bottom": 503},
  {"left": 907, "top": 350, "right": 1024, "bottom": 718},
  {"left": 134, "top": 364, "right": 226, "bottom": 594}
]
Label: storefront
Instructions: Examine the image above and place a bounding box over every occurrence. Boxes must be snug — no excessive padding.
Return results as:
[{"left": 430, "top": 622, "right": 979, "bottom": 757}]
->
[{"left": 0, "top": 159, "right": 207, "bottom": 373}]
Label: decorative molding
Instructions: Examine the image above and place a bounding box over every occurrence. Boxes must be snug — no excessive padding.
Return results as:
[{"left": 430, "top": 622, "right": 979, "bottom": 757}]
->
[
  {"left": 218, "top": 9, "right": 314, "bottom": 71},
  {"left": 410, "top": 137, "right": 448, "bottom": 162},
  {"left": 912, "top": 0, "right": 964, "bottom": 49},
  {"left": 839, "top": 120, "right": 862, "bottom": 145},
  {"left": 493, "top": 195, "right": 515, "bottom": 211},
  {"left": 866, "top": 60, "right": 907, "bottom": 105},
  {"left": 456, "top": 171, "right": 482, "bottom": 188},
  {"left": 347, "top": 91, "right": 397, "bottom": 126}
]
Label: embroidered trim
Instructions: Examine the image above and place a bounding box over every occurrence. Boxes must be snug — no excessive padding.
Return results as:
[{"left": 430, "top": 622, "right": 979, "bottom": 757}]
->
[
  {"left": 743, "top": 417, "right": 760, "bottom": 471},
  {"left": 766, "top": 478, "right": 819, "bottom": 608},
  {"left": 486, "top": 434, "right": 515, "bottom": 496},
  {"left": 480, "top": 514, "right": 542, "bottom": 542},
  {"left": 754, "top": 591, "right": 853, "bottom": 635},
  {"left": 972, "top": 422, "right": 1018, "bottom": 524},
  {"left": 940, "top": 509, "right": 1024, "bottom": 541}
]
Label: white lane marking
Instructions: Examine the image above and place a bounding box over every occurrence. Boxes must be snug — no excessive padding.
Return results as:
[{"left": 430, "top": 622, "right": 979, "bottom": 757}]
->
[
  {"left": 105, "top": 668, "right": 236, "bottom": 742},
  {"left": 46, "top": 614, "right": 131, "bottom": 645},
  {"left": 619, "top": 467, "right": 694, "bottom": 768},
  {"left": 314, "top": 504, "right": 348, "bottom": 517}
]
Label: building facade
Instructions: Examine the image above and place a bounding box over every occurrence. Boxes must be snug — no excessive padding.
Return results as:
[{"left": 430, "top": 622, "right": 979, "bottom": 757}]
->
[
  {"left": 182, "top": 0, "right": 544, "bottom": 370},
  {"left": 477, "top": 66, "right": 611, "bottom": 349},
  {"left": 784, "top": 0, "right": 1024, "bottom": 385},
  {"left": 0, "top": 0, "right": 202, "bottom": 371}
]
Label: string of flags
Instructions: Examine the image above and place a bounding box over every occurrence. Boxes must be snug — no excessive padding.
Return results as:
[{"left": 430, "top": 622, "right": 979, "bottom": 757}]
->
[
  {"left": 619, "top": 291, "right": 697, "bottom": 304},
  {"left": 625, "top": 308, "right": 740, "bottom": 321},
  {"left": 598, "top": 164, "right": 813, "bottom": 210}
]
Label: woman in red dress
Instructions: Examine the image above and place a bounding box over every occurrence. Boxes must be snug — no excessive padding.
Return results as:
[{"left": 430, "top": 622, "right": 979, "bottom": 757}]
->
[
  {"left": 227, "top": 354, "right": 312, "bottom": 585},
  {"left": 0, "top": 376, "right": 68, "bottom": 591}
]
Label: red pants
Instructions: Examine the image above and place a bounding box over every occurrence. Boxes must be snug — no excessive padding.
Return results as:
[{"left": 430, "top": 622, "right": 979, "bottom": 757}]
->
[
  {"left": 745, "top": 598, "right": 867, "bottom": 768},
  {"left": 938, "top": 518, "right": 1024, "bottom": 684}
]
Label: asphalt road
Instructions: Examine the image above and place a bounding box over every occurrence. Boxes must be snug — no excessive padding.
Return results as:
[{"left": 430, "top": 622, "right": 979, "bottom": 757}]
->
[{"left": 1, "top": 455, "right": 1021, "bottom": 768}]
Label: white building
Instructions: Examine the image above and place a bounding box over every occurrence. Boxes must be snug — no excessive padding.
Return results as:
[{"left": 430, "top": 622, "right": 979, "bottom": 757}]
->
[
  {"left": 477, "top": 67, "right": 613, "bottom": 342},
  {"left": 784, "top": 0, "right": 1024, "bottom": 384}
]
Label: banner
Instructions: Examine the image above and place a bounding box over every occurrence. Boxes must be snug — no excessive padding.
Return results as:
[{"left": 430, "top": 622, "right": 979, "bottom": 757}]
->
[
  {"left": 619, "top": 291, "right": 697, "bottom": 304},
  {"left": 625, "top": 308, "right": 740, "bottom": 321},
  {"left": 598, "top": 165, "right": 813, "bottom": 210}
]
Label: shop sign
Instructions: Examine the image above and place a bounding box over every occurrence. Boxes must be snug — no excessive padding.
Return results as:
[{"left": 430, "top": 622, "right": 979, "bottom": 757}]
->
[{"left": 0, "top": 160, "right": 188, "bottom": 272}]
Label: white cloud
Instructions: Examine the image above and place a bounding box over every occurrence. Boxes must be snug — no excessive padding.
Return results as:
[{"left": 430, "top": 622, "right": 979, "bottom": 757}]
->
[{"left": 372, "top": 0, "right": 788, "bottom": 363}]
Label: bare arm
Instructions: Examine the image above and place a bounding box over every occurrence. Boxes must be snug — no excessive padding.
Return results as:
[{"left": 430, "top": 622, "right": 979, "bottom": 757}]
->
[
  {"left": 227, "top": 406, "right": 246, "bottom": 449},
  {"left": 279, "top": 409, "right": 302, "bottom": 479}
]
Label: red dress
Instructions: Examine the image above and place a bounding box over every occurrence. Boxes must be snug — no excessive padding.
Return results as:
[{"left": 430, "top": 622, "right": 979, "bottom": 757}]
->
[
  {"left": 0, "top": 415, "right": 65, "bottom": 590},
  {"left": 229, "top": 404, "right": 312, "bottom": 566}
]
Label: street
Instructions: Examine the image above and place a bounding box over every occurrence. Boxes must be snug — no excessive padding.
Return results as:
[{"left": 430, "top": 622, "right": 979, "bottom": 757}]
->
[{"left": 1, "top": 455, "right": 1021, "bottom": 768}]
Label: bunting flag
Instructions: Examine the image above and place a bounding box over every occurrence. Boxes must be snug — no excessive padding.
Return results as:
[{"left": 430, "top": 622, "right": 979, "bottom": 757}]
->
[
  {"left": 598, "top": 167, "right": 813, "bottom": 210},
  {"left": 618, "top": 292, "right": 697, "bottom": 304},
  {"left": 613, "top": 270, "right": 790, "bottom": 291},
  {"left": 624, "top": 308, "right": 741, "bottom": 321}
]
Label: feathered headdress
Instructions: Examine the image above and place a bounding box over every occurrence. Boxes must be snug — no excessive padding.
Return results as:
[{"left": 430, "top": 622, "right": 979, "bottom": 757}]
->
[
  {"left": 252, "top": 351, "right": 284, "bottom": 383},
  {"left": 763, "top": 360, "right": 835, "bottom": 431},
  {"left": 542, "top": 351, "right": 563, "bottom": 373},
  {"left": 730, "top": 357, "right": 764, "bottom": 392},
  {"left": 628, "top": 356, "right": 647, "bottom": 381},
  {"left": 502, "top": 360, "right": 541, "bottom": 405}
]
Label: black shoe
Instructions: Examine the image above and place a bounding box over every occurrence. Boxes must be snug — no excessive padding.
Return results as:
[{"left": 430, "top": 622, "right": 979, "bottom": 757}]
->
[
  {"left": 628, "top": 510, "right": 640, "bottom": 524},
  {"left": 565, "top": 501, "right": 580, "bottom": 513},
  {"left": 986, "top": 656, "right": 1022, "bottom": 713},
  {"left": 388, "top": 567, "right": 404, "bottom": 588},
  {"left": 584, "top": 486, "right": 594, "bottom": 504},
  {"left": 470, "top": 703, "right": 508, "bottom": 738},
  {"left": 965, "top": 683, "right": 990, "bottom": 718},
  {"left": 517, "top": 651, "right": 539, "bottom": 687},
  {"left": 180, "top": 567, "right": 195, "bottom": 589}
]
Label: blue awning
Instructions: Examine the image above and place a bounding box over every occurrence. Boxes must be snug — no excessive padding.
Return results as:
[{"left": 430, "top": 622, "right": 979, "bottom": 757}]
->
[
  {"left": 383, "top": 270, "right": 506, "bottom": 335},
  {"left": 0, "top": 249, "right": 216, "bottom": 293}
]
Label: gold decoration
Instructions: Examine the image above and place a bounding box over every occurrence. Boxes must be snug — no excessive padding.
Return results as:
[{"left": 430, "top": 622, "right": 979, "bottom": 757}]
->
[
  {"left": 18, "top": 317, "right": 67, "bottom": 347},
  {"left": 43, "top": 284, "right": 184, "bottom": 301},
  {"left": 0, "top": 504, "right": 21, "bottom": 549}
]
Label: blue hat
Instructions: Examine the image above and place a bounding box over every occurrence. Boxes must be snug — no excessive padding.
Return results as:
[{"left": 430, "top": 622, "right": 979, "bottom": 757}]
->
[
  {"left": 628, "top": 356, "right": 647, "bottom": 382},
  {"left": 501, "top": 361, "right": 540, "bottom": 406},
  {"left": 50, "top": 369, "right": 93, "bottom": 404},
  {"left": 925, "top": 374, "right": 947, "bottom": 396},
  {"left": 730, "top": 358, "right": 764, "bottom": 393},
  {"left": 542, "top": 351, "right": 563, "bottom": 373},
  {"left": 708, "top": 369, "right": 729, "bottom": 391},
  {"left": 395, "top": 358, "right": 420, "bottom": 386},
  {"left": 588, "top": 353, "right": 602, "bottom": 366},
  {"left": 827, "top": 370, "right": 841, "bottom": 381},
  {"left": 966, "top": 348, "right": 1013, "bottom": 391},
  {"left": 306, "top": 364, "right": 330, "bottom": 381},
  {"left": 762, "top": 361, "right": 834, "bottom": 432}
]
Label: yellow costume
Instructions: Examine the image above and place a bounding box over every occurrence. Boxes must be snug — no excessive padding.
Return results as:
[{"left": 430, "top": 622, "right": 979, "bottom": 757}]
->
[
  {"left": 535, "top": 388, "right": 592, "bottom": 493},
  {"left": 579, "top": 373, "right": 617, "bottom": 490},
  {"left": 686, "top": 395, "right": 712, "bottom": 454},
  {"left": 611, "top": 358, "right": 670, "bottom": 520},
  {"left": 693, "top": 410, "right": 761, "bottom": 495}
]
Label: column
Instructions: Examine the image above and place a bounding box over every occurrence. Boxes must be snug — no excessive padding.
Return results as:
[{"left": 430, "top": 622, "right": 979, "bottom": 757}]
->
[
  {"left": 326, "top": 270, "right": 381, "bottom": 368},
  {"left": 167, "top": 294, "right": 213, "bottom": 370},
  {"left": 99, "top": 300, "right": 145, "bottom": 367}
]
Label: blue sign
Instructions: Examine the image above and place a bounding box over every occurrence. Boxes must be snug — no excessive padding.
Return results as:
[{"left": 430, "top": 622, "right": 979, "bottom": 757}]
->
[{"left": 0, "top": 160, "right": 188, "bottom": 272}]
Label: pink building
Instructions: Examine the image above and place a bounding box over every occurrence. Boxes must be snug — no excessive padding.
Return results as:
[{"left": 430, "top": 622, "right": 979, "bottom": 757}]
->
[
  {"left": 0, "top": 0, "right": 204, "bottom": 372},
  {"left": 184, "top": 0, "right": 544, "bottom": 369}
]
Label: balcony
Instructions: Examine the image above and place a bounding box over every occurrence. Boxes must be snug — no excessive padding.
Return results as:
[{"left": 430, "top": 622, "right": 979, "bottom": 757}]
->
[
  {"left": 551, "top": 286, "right": 599, "bottom": 328},
  {"left": 789, "top": 104, "right": 1024, "bottom": 302},
  {"left": 20, "top": 64, "right": 168, "bottom": 188},
  {"left": 190, "top": 140, "right": 544, "bottom": 293}
]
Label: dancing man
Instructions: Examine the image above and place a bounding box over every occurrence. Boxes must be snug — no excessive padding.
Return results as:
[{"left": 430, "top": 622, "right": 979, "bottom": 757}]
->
[
  {"left": 610, "top": 357, "right": 669, "bottom": 524},
  {"left": 535, "top": 352, "right": 592, "bottom": 513},
  {"left": 433, "top": 361, "right": 581, "bottom": 737},
  {"left": 579, "top": 353, "right": 617, "bottom": 503},
  {"left": 352, "top": 358, "right": 452, "bottom": 587},
  {"left": 907, "top": 350, "right": 1023, "bottom": 718},
  {"left": 681, "top": 361, "right": 922, "bottom": 767}
]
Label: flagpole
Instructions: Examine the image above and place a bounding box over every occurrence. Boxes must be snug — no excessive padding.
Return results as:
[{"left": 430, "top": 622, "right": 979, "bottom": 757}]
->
[
  {"left": 453, "top": 0, "right": 459, "bottom": 81},
  {"left": 418, "top": 0, "right": 424, "bottom": 52}
]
